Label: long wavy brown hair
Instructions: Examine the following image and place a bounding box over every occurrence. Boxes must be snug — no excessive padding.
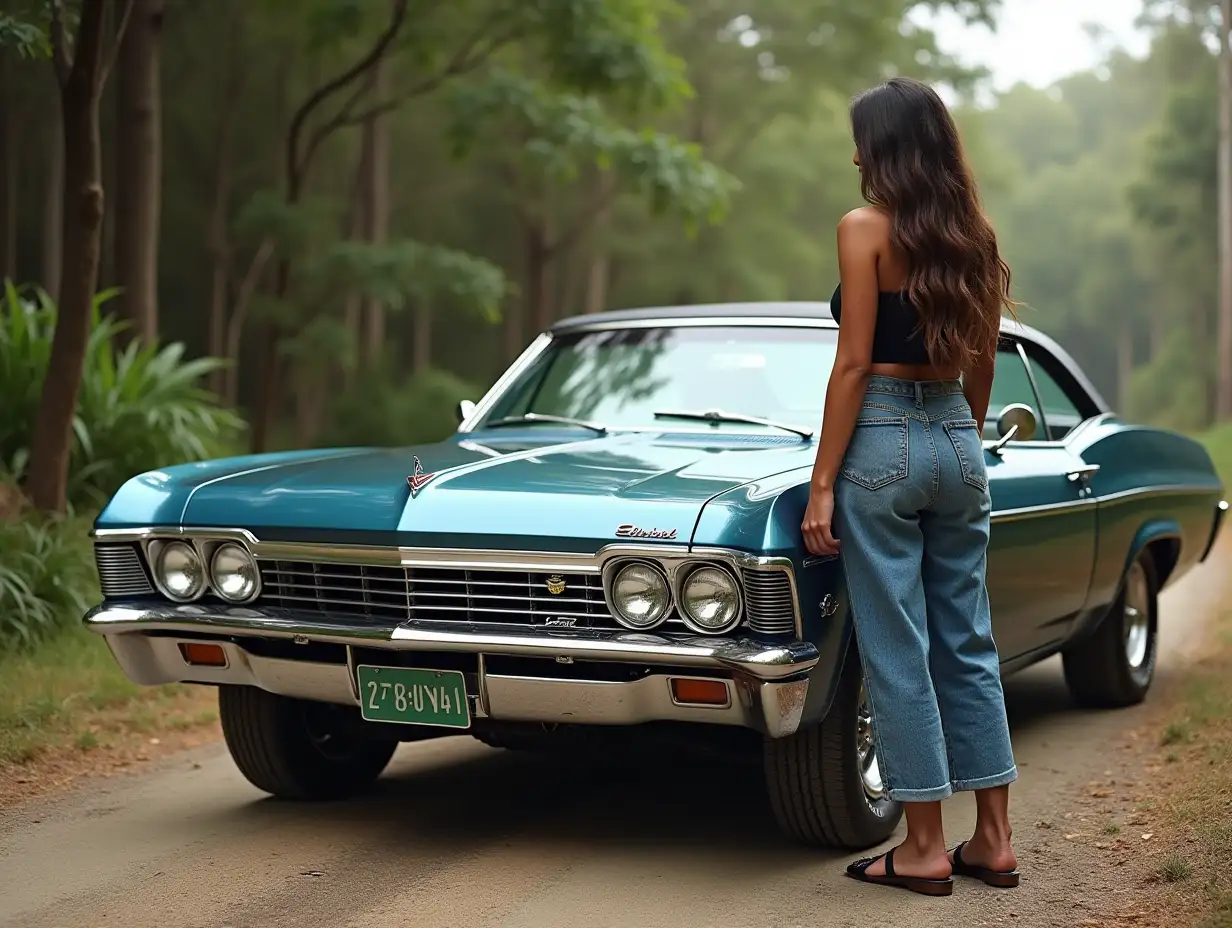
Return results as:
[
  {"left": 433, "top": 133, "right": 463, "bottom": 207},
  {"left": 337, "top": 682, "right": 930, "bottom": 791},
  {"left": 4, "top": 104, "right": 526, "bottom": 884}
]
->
[{"left": 850, "top": 77, "right": 1015, "bottom": 371}]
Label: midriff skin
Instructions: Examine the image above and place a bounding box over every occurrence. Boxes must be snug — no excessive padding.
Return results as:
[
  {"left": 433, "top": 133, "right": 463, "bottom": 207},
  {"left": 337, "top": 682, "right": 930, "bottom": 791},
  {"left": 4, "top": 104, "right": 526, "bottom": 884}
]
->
[{"left": 868, "top": 362, "right": 961, "bottom": 381}]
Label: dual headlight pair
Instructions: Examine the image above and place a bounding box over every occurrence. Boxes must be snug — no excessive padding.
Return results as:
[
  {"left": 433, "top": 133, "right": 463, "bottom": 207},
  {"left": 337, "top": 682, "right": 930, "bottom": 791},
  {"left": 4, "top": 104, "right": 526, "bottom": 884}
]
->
[
  {"left": 152, "top": 540, "right": 260, "bottom": 604},
  {"left": 608, "top": 561, "right": 741, "bottom": 634}
]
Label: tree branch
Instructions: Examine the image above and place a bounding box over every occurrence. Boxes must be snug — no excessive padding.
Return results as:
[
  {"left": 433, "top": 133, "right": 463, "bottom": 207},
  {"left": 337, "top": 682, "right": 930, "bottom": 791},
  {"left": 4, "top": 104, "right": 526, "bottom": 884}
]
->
[
  {"left": 285, "top": 0, "right": 409, "bottom": 193},
  {"left": 306, "top": 11, "right": 526, "bottom": 150},
  {"left": 100, "top": 0, "right": 137, "bottom": 85},
  {"left": 48, "top": 0, "right": 71, "bottom": 87}
]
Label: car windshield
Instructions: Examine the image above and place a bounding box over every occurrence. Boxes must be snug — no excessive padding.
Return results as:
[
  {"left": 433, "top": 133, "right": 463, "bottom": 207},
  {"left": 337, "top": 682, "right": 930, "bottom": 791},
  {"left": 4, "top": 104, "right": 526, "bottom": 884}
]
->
[{"left": 478, "top": 325, "right": 838, "bottom": 431}]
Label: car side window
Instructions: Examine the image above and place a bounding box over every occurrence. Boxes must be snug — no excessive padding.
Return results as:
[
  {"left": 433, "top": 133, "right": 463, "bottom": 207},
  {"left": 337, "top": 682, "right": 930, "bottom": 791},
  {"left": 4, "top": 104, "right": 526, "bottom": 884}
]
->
[
  {"left": 984, "top": 347, "right": 1041, "bottom": 441},
  {"left": 1027, "top": 362, "right": 1082, "bottom": 440}
]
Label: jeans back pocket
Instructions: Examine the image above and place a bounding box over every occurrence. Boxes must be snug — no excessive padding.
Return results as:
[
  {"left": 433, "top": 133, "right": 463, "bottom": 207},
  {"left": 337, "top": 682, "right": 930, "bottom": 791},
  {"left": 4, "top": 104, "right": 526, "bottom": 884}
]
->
[
  {"left": 840, "top": 416, "right": 909, "bottom": 490},
  {"left": 943, "top": 418, "right": 988, "bottom": 491}
]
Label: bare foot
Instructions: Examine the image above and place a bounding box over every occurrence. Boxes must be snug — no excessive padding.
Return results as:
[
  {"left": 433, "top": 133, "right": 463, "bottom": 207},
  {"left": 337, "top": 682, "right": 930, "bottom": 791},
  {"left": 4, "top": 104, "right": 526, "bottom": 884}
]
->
[
  {"left": 949, "top": 835, "right": 1018, "bottom": 873},
  {"left": 858, "top": 843, "right": 953, "bottom": 880}
]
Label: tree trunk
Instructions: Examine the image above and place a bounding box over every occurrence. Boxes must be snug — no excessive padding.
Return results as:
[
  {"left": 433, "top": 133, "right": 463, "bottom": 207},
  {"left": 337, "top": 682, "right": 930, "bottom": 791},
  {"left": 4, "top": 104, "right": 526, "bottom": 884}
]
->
[
  {"left": 342, "top": 146, "right": 369, "bottom": 386},
  {"left": 412, "top": 303, "right": 432, "bottom": 373},
  {"left": 583, "top": 173, "right": 615, "bottom": 315},
  {"left": 206, "top": 12, "right": 244, "bottom": 395},
  {"left": 1217, "top": 1, "right": 1232, "bottom": 418},
  {"left": 0, "top": 55, "right": 17, "bottom": 284},
  {"left": 527, "top": 217, "right": 554, "bottom": 335},
  {"left": 41, "top": 91, "right": 64, "bottom": 302},
  {"left": 1116, "top": 325, "right": 1133, "bottom": 412},
  {"left": 361, "top": 59, "right": 390, "bottom": 366},
  {"left": 25, "top": 2, "right": 114, "bottom": 514},
  {"left": 114, "top": 0, "right": 163, "bottom": 343}
]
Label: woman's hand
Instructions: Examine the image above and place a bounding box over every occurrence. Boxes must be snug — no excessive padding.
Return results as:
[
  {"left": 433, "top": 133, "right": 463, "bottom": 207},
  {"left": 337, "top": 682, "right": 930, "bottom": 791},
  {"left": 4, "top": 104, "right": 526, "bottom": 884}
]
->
[{"left": 801, "top": 487, "right": 840, "bottom": 556}]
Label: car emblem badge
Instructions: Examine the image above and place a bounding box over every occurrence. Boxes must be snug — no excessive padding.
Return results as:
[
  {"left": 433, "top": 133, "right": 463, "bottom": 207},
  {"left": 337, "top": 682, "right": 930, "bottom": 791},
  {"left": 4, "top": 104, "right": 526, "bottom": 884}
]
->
[
  {"left": 407, "top": 456, "right": 436, "bottom": 498},
  {"left": 819, "top": 594, "right": 839, "bottom": 618},
  {"left": 546, "top": 575, "right": 567, "bottom": 595}
]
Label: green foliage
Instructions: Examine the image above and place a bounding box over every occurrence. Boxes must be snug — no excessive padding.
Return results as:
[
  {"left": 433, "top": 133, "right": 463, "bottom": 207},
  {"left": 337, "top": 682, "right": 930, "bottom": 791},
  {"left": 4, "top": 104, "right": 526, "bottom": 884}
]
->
[
  {"left": 447, "top": 71, "right": 737, "bottom": 227},
  {"left": 316, "top": 365, "right": 482, "bottom": 449},
  {"left": 0, "top": 504, "right": 97, "bottom": 650},
  {"left": 311, "top": 239, "right": 509, "bottom": 322},
  {"left": 0, "top": 284, "right": 245, "bottom": 509},
  {"left": 0, "top": 6, "right": 50, "bottom": 57}
]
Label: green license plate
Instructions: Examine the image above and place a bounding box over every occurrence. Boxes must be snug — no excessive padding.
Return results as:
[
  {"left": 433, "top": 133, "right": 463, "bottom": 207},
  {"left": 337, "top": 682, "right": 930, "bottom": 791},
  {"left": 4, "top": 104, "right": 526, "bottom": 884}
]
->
[{"left": 356, "top": 666, "right": 471, "bottom": 729}]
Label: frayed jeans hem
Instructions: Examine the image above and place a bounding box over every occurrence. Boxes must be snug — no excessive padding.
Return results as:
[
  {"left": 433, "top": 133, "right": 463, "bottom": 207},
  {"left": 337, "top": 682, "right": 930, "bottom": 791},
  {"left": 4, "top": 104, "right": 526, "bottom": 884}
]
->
[{"left": 951, "top": 764, "right": 1019, "bottom": 793}]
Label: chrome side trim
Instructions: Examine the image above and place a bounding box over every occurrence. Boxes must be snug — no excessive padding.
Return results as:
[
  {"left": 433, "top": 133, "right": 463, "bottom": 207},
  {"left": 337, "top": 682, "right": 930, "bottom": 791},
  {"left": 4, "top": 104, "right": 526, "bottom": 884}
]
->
[
  {"left": 989, "top": 483, "right": 1218, "bottom": 525},
  {"left": 991, "top": 497, "right": 1095, "bottom": 524},
  {"left": 82, "top": 604, "right": 819, "bottom": 681}
]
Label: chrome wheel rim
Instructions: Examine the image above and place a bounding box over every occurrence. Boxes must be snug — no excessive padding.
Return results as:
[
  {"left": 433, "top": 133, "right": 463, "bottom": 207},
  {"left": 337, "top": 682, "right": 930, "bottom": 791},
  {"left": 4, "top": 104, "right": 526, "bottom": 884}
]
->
[
  {"left": 857, "top": 682, "right": 885, "bottom": 803},
  {"left": 1123, "top": 561, "right": 1151, "bottom": 670}
]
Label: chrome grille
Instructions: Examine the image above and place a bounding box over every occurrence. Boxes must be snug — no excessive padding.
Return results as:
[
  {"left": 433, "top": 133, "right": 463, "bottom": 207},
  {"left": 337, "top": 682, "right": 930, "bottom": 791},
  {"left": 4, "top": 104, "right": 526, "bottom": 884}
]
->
[
  {"left": 95, "top": 543, "right": 154, "bottom": 597},
  {"left": 742, "top": 568, "right": 797, "bottom": 635},
  {"left": 259, "top": 561, "right": 615, "bottom": 628}
]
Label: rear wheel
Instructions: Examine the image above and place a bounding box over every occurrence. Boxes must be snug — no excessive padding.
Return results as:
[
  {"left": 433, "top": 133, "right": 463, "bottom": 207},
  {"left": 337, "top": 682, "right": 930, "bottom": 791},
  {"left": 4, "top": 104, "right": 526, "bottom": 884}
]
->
[
  {"left": 763, "top": 644, "right": 902, "bottom": 849},
  {"left": 1062, "top": 551, "right": 1159, "bottom": 708},
  {"left": 219, "top": 686, "right": 397, "bottom": 800}
]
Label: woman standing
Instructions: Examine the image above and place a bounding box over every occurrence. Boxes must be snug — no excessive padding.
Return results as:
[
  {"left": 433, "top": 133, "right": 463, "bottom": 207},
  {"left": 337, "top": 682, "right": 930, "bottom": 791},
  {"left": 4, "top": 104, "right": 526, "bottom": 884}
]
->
[{"left": 801, "top": 77, "right": 1020, "bottom": 896}]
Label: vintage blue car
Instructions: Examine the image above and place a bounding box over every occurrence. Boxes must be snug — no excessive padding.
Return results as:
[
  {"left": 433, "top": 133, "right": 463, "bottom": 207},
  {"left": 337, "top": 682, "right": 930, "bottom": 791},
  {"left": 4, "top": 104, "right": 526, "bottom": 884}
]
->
[{"left": 84, "top": 302, "right": 1226, "bottom": 849}]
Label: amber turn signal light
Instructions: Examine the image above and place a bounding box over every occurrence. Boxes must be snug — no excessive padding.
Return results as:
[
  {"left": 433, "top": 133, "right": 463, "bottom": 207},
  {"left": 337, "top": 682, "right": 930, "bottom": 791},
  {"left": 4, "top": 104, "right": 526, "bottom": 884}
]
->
[
  {"left": 670, "top": 678, "right": 729, "bottom": 706},
  {"left": 178, "top": 642, "right": 227, "bottom": 667}
]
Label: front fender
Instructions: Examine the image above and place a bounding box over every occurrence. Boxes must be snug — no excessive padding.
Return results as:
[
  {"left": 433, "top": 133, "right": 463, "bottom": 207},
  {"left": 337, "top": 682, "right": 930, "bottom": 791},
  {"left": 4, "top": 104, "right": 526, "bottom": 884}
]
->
[{"left": 693, "top": 469, "right": 853, "bottom": 728}]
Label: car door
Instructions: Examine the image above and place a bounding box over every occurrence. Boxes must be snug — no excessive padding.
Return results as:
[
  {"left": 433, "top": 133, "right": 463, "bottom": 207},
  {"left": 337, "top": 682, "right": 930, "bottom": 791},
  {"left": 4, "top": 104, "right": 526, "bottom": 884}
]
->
[{"left": 982, "top": 339, "right": 1098, "bottom": 661}]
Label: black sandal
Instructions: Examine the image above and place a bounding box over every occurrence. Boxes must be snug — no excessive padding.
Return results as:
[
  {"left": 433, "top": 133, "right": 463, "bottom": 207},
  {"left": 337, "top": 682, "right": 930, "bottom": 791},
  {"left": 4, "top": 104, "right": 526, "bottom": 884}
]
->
[
  {"left": 949, "top": 841, "right": 1020, "bottom": 888},
  {"left": 845, "top": 847, "right": 954, "bottom": 896}
]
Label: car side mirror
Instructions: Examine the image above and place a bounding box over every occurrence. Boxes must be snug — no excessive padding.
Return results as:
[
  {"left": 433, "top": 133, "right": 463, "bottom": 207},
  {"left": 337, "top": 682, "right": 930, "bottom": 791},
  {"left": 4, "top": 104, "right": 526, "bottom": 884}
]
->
[
  {"left": 457, "top": 400, "right": 476, "bottom": 424},
  {"left": 996, "top": 403, "right": 1037, "bottom": 442}
]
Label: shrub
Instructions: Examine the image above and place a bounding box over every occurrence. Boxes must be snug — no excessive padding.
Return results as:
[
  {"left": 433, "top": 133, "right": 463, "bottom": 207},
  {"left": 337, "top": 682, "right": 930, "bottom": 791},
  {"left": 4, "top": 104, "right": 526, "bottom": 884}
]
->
[
  {"left": 0, "top": 283, "right": 246, "bottom": 509},
  {"left": 317, "top": 364, "right": 481, "bottom": 448},
  {"left": 0, "top": 501, "right": 98, "bottom": 649}
]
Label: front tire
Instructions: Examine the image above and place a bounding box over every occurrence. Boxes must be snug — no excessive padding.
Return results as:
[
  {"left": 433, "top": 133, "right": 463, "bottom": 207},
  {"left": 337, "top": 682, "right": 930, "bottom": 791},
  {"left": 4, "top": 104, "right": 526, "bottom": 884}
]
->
[
  {"left": 1062, "top": 551, "right": 1159, "bottom": 708},
  {"left": 219, "top": 686, "right": 397, "bottom": 800},
  {"left": 764, "top": 644, "right": 902, "bottom": 849}
]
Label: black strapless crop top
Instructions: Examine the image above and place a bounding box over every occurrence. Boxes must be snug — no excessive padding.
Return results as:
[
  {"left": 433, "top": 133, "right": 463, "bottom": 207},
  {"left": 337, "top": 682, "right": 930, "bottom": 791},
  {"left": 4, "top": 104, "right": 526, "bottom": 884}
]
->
[{"left": 830, "top": 283, "right": 931, "bottom": 365}]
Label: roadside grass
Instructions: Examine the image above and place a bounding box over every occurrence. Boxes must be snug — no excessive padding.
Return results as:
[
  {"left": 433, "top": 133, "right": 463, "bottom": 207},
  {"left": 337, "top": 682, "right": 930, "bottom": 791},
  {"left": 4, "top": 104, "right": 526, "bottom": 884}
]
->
[
  {"left": 0, "top": 622, "right": 217, "bottom": 776},
  {"left": 1146, "top": 601, "right": 1232, "bottom": 923}
]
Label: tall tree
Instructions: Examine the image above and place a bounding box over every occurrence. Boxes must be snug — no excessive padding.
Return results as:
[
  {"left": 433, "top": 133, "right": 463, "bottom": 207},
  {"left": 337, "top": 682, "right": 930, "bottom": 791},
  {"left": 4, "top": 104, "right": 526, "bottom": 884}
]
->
[
  {"left": 114, "top": 0, "right": 164, "bottom": 343},
  {"left": 1219, "top": 0, "right": 1232, "bottom": 416},
  {"left": 0, "top": 52, "right": 17, "bottom": 283},
  {"left": 25, "top": 0, "right": 134, "bottom": 513}
]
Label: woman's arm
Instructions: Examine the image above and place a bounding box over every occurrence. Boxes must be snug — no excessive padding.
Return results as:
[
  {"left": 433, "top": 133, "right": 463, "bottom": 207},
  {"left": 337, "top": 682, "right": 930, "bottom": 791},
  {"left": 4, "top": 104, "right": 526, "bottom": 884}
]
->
[
  {"left": 801, "top": 210, "right": 881, "bottom": 557},
  {"left": 963, "top": 338, "right": 997, "bottom": 429}
]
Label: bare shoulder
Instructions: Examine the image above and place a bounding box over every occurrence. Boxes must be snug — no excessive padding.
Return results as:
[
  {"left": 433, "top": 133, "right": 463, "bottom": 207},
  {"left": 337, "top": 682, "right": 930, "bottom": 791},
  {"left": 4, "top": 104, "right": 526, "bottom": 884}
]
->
[{"left": 837, "top": 206, "right": 891, "bottom": 249}]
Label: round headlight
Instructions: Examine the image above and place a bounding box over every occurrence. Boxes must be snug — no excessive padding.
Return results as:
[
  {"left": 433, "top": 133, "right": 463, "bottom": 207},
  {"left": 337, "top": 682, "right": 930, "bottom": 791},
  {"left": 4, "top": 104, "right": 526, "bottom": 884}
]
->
[
  {"left": 610, "top": 562, "right": 671, "bottom": 628},
  {"left": 681, "top": 566, "right": 741, "bottom": 633},
  {"left": 155, "top": 541, "right": 205, "bottom": 602},
  {"left": 211, "top": 542, "right": 260, "bottom": 603}
]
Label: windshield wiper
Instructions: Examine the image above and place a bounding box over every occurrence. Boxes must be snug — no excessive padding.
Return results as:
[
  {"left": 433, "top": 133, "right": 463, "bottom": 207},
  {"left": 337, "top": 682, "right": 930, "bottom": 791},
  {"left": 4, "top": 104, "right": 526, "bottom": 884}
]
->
[
  {"left": 653, "top": 408, "right": 814, "bottom": 440},
  {"left": 484, "top": 412, "right": 608, "bottom": 435}
]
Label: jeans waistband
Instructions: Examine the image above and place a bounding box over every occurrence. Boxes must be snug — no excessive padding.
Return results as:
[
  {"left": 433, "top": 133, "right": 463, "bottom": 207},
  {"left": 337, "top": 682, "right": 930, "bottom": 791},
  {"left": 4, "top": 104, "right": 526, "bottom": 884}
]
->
[{"left": 864, "top": 375, "right": 964, "bottom": 399}]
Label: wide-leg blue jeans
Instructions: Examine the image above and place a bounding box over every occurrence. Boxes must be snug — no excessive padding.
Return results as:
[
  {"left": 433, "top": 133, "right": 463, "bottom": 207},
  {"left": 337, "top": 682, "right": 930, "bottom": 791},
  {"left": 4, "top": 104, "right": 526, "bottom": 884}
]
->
[{"left": 833, "top": 375, "right": 1018, "bottom": 803}]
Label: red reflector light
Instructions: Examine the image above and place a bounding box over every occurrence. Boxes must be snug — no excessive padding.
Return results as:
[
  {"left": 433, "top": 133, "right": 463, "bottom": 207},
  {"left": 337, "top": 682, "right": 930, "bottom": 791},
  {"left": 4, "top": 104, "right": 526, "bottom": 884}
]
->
[
  {"left": 179, "top": 642, "right": 227, "bottom": 667},
  {"left": 670, "top": 678, "right": 729, "bottom": 706}
]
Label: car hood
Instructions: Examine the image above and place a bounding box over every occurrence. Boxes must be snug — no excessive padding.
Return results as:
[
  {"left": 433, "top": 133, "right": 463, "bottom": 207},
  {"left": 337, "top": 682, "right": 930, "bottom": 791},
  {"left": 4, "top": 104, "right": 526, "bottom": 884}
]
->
[{"left": 171, "top": 432, "right": 817, "bottom": 552}]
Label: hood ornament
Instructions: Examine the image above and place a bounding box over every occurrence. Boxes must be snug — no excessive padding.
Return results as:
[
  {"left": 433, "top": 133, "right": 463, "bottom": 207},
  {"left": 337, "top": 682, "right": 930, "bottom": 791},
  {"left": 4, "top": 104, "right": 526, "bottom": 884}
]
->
[{"left": 407, "top": 456, "right": 437, "bottom": 498}]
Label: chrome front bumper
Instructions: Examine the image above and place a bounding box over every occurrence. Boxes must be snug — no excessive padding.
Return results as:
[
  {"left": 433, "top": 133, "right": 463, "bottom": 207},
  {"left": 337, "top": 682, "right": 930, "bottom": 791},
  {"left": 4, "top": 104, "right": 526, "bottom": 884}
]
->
[{"left": 83, "top": 604, "right": 819, "bottom": 738}]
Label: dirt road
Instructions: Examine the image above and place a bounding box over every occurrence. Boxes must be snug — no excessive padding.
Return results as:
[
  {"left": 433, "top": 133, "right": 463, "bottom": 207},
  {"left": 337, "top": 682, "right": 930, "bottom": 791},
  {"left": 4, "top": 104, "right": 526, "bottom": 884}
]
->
[{"left": 3, "top": 544, "right": 1227, "bottom": 928}]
